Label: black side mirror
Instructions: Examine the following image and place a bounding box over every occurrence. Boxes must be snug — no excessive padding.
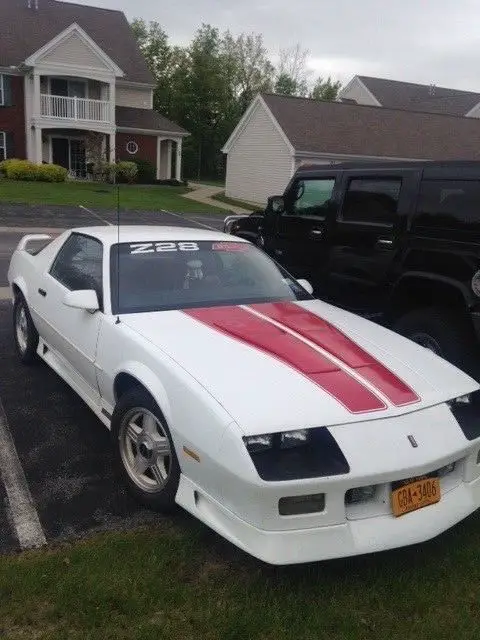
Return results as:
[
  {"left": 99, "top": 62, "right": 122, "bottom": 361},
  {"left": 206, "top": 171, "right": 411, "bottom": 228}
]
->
[{"left": 268, "top": 195, "right": 285, "bottom": 214}]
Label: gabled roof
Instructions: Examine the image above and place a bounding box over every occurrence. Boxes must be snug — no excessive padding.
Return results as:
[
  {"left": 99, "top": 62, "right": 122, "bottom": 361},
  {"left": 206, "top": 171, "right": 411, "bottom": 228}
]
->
[
  {"left": 356, "top": 75, "right": 480, "bottom": 116},
  {"left": 257, "top": 93, "right": 480, "bottom": 160},
  {"left": 0, "top": 0, "right": 154, "bottom": 84},
  {"left": 116, "top": 107, "right": 189, "bottom": 136}
]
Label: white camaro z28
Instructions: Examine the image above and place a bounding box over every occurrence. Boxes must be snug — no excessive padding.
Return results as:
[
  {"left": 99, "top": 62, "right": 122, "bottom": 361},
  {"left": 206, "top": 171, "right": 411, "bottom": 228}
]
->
[{"left": 7, "top": 225, "right": 480, "bottom": 565}]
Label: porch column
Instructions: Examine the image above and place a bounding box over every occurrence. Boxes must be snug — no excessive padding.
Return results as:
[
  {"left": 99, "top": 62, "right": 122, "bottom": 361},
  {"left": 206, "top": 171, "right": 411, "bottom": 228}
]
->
[
  {"left": 108, "top": 80, "right": 116, "bottom": 126},
  {"left": 34, "top": 126, "right": 42, "bottom": 165},
  {"left": 109, "top": 132, "right": 116, "bottom": 163},
  {"left": 33, "top": 71, "right": 41, "bottom": 118},
  {"left": 156, "top": 137, "right": 163, "bottom": 180},
  {"left": 165, "top": 141, "right": 172, "bottom": 179},
  {"left": 175, "top": 138, "right": 183, "bottom": 181}
]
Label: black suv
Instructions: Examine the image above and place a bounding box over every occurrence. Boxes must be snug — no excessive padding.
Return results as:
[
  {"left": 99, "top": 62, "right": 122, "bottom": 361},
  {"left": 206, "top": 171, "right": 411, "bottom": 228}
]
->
[{"left": 224, "top": 160, "right": 480, "bottom": 377}]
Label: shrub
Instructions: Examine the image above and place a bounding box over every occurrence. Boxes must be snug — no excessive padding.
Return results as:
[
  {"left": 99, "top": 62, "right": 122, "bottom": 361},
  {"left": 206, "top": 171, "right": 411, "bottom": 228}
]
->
[
  {"left": 0, "top": 158, "right": 68, "bottom": 182},
  {"left": 131, "top": 158, "right": 156, "bottom": 184},
  {"left": 0, "top": 158, "right": 18, "bottom": 176},
  {"left": 36, "top": 163, "right": 68, "bottom": 183},
  {"left": 4, "top": 159, "right": 39, "bottom": 181},
  {"left": 116, "top": 160, "right": 138, "bottom": 184}
]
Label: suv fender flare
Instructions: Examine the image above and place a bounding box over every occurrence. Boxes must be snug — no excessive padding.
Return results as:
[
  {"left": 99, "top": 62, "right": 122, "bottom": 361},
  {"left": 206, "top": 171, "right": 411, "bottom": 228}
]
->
[{"left": 390, "top": 271, "right": 473, "bottom": 309}]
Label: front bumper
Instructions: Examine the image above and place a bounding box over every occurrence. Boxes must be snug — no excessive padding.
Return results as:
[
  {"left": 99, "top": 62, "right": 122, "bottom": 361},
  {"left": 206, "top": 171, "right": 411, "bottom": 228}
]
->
[
  {"left": 175, "top": 402, "right": 480, "bottom": 565},
  {"left": 177, "top": 471, "right": 480, "bottom": 565}
]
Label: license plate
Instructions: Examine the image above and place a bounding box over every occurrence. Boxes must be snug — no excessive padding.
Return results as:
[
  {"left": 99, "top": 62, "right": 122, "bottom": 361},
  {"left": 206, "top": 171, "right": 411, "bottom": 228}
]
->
[{"left": 391, "top": 476, "right": 441, "bottom": 517}]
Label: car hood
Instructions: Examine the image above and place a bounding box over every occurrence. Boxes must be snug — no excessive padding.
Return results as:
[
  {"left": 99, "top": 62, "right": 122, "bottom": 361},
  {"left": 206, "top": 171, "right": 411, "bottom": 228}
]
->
[{"left": 121, "top": 300, "right": 479, "bottom": 435}]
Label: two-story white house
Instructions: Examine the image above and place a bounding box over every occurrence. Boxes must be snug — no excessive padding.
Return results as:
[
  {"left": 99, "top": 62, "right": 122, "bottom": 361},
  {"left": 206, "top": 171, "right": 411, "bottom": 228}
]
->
[{"left": 0, "top": 0, "right": 189, "bottom": 180}]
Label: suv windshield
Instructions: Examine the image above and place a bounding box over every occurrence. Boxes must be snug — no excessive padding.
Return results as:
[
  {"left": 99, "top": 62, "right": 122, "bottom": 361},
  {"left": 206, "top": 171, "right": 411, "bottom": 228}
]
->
[{"left": 110, "top": 240, "right": 313, "bottom": 314}]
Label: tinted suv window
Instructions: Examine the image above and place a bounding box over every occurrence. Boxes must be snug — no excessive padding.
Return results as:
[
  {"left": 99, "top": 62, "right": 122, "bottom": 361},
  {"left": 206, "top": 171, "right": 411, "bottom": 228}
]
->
[
  {"left": 287, "top": 178, "right": 335, "bottom": 218},
  {"left": 416, "top": 180, "right": 480, "bottom": 228},
  {"left": 50, "top": 233, "right": 103, "bottom": 298},
  {"left": 342, "top": 177, "right": 402, "bottom": 225}
]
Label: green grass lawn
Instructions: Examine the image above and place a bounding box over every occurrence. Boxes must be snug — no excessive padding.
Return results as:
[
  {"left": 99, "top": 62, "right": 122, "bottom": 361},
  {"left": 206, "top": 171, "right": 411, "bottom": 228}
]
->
[
  {"left": 0, "top": 179, "right": 225, "bottom": 213},
  {"left": 211, "top": 191, "right": 261, "bottom": 212},
  {"left": 2, "top": 509, "right": 480, "bottom": 640}
]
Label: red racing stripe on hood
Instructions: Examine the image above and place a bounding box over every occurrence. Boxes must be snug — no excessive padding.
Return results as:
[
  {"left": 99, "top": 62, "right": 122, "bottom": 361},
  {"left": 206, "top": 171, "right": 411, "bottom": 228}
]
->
[
  {"left": 183, "top": 306, "right": 386, "bottom": 414},
  {"left": 250, "top": 302, "right": 420, "bottom": 407}
]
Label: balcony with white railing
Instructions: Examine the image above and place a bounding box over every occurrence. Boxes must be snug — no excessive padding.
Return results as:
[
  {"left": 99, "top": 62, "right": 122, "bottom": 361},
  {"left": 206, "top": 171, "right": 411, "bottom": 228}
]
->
[{"left": 40, "top": 94, "right": 111, "bottom": 124}]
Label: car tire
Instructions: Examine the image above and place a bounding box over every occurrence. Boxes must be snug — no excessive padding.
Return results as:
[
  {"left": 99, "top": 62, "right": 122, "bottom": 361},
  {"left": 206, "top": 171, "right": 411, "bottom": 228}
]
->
[
  {"left": 392, "top": 307, "right": 480, "bottom": 376},
  {"left": 13, "top": 293, "right": 39, "bottom": 364},
  {"left": 111, "top": 387, "right": 181, "bottom": 512}
]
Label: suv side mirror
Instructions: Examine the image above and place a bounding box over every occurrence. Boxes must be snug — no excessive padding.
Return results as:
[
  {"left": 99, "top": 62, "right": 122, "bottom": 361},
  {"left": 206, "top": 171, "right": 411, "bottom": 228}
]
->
[
  {"left": 268, "top": 195, "right": 285, "bottom": 214},
  {"left": 63, "top": 289, "right": 99, "bottom": 313}
]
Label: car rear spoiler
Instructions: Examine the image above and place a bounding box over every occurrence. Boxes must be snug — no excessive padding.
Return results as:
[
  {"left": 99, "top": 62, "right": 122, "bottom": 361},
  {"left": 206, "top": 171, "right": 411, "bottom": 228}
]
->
[
  {"left": 223, "top": 214, "right": 250, "bottom": 234},
  {"left": 17, "top": 234, "right": 52, "bottom": 252}
]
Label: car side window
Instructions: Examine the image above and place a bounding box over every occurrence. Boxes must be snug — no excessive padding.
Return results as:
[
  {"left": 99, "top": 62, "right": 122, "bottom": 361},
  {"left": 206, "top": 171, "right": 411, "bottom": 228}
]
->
[
  {"left": 341, "top": 177, "right": 402, "bottom": 226},
  {"left": 285, "top": 178, "right": 335, "bottom": 219},
  {"left": 50, "top": 234, "right": 103, "bottom": 300},
  {"left": 415, "top": 179, "right": 480, "bottom": 228}
]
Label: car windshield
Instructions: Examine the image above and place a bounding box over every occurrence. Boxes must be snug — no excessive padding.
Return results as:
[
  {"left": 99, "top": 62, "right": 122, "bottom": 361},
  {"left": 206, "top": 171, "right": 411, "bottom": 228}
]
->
[{"left": 110, "top": 239, "right": 313, "bottom": 314}]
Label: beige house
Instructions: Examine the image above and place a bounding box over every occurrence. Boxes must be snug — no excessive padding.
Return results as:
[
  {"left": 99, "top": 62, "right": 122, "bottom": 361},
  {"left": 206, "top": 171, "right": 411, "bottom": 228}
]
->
[{"left": 222, "top": 91, "right": 480, "bottom": 205}]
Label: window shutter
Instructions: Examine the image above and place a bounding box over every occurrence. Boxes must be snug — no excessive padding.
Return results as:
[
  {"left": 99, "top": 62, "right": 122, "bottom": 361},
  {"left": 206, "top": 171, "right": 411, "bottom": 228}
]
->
[
  {"left": 2, "top": 76, "right": 13, "bottom": 107},
  {"left": 6, "top": 132, "right": 14, "bottom": 159}
]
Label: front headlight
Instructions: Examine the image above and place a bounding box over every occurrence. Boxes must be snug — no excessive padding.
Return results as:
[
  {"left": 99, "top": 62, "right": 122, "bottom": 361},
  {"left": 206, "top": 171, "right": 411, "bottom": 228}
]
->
[
  {"left": 447, "top": 394, "right": 472, "bottom": 407},
  {"left": 243, "top": 429, "right": 310, "bottom": 454},
  {"left": 449, "top": 390, "right": 480, "bottom": 441},
  {"left": 243, "top": 427, "right": 350, "bottom": 481}
]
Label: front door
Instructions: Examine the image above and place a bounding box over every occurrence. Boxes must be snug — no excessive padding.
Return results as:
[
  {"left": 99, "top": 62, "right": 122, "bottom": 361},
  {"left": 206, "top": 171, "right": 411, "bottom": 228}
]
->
[
  {"left": 70, "top": 139, "right": 86, "bottom": 178},
  {"left": 51, "top": 138, "right": 86, "bottom": 178},
  {"left": 323, "top": 169, "right": 419, "bottom": 314},
  {"left": 265, "top": 174, "right": 338, "bottom": 292},
  {"left": 52, "top": 137, "right": 69, "bottom": 171},
  {"left": 33, "top": 232, "right": 104, "bottom": 397}
]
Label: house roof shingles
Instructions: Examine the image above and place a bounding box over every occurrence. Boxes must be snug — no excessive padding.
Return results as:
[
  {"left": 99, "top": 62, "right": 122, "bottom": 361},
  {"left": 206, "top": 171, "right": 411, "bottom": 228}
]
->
[
  {"left": 0, "top": 0, "right": 154, "bottom": 84},
  {"left": 357, "top": 75, "right": 480, "bottom": 116},
  {"left": 261, "top": 93, "right": 480, "bottom": 161},
  {"left": 116, "top": 107, "right": 188, "bottom": 135}
]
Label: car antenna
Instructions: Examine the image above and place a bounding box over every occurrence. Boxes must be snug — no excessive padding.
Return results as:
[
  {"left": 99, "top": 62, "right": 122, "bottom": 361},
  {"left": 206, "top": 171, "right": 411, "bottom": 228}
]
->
[{"left": 114, "top": 164, "right": 121, "bottom": 325}]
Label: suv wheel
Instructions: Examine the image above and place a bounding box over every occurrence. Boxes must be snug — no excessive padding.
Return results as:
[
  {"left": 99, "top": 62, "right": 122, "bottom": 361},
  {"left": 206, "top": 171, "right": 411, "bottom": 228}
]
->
[{"left": 392, "top": 307, "right": 479, "bottom": 376}]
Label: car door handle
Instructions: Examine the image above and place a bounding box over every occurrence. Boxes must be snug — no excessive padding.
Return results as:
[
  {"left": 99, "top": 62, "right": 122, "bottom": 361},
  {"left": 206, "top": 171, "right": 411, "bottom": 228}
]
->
[
  {"left": 38, "top": 288, "right": 47, "bottom": 297},
  {"left": 310, "top": 228, "right": 324, "bottom": 237},
  {"left": 376, "top": 238, "right": 393, "bottom": 247}
]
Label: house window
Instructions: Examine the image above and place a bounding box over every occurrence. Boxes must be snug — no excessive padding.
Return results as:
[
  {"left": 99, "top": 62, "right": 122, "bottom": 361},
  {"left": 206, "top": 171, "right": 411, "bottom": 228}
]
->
[
  {"left": 126, "top": 141, "right": 139, "bottom": 155},
  {"left": 0, "top": 132, "right": 6, "bottom": 161},
  {"left": 0, "top": 75, "right": 4, "bottom": 106},
  {"left": 341, "top": 177, "right": 402, "bottom": 226}
]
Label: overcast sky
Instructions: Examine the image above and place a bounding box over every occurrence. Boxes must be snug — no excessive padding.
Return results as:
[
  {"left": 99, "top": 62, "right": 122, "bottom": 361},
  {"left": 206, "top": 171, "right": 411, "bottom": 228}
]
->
[{"left": 67, "top": 0, "right": 480, "bottom": 91}]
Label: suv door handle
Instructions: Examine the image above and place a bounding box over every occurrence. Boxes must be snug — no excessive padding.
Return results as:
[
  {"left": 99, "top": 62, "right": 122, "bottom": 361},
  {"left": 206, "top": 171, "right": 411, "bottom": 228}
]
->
[
  {"left": 310, "top": 228, "right": 324, "bottom": 237},
  {"left": 38, "top": 288, "right": 47, "bottom": 297},
  {"left": 376, "top": 238, "right": 393, "bottom": 247}
]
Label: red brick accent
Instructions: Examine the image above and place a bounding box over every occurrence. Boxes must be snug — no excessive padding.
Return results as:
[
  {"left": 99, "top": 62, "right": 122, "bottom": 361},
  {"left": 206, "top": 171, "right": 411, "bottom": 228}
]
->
[
  {"left": 116, "top": 132, "right": 157, "bottom": 170},
  {"left": 0, "top": 75, "right": 26, "bottom": 159}
]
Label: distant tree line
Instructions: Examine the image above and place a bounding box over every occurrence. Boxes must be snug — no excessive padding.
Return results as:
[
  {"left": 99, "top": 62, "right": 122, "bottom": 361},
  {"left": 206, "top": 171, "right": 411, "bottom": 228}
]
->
[{"left": 131, "top": 20, "right": 342, "bottom": 181}]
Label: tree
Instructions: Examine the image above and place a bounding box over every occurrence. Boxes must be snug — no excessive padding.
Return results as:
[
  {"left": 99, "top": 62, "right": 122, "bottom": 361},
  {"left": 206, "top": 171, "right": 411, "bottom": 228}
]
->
[
  {"left": 221, "top": 32, "right": 274, "bottom": 112},
  {"left": 275, "top": 43, "right": 311, "bottom": 97},
  {"left": 310, "top": 76, "right": 342, "bottom": 101},
  {"left": 274, "top": 72, "right": 299, "bottom": 96}
]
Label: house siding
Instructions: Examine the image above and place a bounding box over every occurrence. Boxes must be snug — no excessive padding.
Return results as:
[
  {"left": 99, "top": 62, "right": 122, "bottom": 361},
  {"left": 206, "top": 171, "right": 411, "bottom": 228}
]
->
[
  {"left": 0, "top": 75, "right": 26, "bottom": 159},
  {"left": 225, "top": 101, "right": 292, "bottom": 205},
  {"left": 116, "top": 86, "right": 153, "bottom": 110},
  {"left": 339, "top": 77, "right": 380, "bottom": 106},
  {"left": 40, "top": 32, "right": 111, "bottom": 71},
  {"left": 116, "top": 132, "right": 157, "bottom": 168}
]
